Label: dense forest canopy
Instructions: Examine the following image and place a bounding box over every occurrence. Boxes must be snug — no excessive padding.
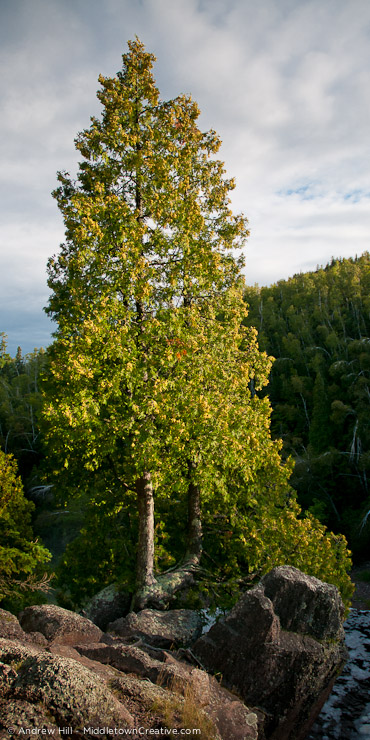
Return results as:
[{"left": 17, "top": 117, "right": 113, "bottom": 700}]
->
[
  {"left": 0, "top": 333, "right": 47, "bottom": 481},
  {"left": 244, "top": 252, "right": 370, "bottom": 558}
]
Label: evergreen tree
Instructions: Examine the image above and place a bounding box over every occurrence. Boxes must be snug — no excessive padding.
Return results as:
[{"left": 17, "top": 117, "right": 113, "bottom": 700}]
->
[
  {"left": 43, "top": 38, "right": 266, "bottom": 605},
  {"left": 309, "top": 371, "right": 331, "bottom": 453},
  {"left": 244, "top": 253, "right": 370, "bottom": 558},
  {"left": 43, "top": 40, "right": 352, "bottom": 607},
  {"left": 0, "top": 450, "right": 51, "bottom": 608},
  {"left": 0, "top": 336, "right": 47, "bottom": 480}
]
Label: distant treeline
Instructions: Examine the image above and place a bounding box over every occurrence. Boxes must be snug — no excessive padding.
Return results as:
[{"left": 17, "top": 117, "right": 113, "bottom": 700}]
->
[
  {"left": 244, "top": 252, "right": 370, "bottom": 558},
  {"left": 0, "top": 335, "right": 47, "bottom": 482}
]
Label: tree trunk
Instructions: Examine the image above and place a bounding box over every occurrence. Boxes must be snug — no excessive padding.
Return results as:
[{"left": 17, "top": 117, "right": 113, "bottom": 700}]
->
[
  {"left": 131, "top": 464, "right": 203, "bottom": 611},
  {"left": 184, "top": 476, "right": 202, "bottom": 568},
  {"left": 135, "top": 471, "right": 156, "bottom": 591}
]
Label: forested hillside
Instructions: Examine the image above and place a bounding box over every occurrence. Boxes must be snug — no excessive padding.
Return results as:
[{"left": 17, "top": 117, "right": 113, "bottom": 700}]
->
[
  {"left": 244, "top": 253, "right": 370, "bottom": 559},
  {"left": 0, "top": 334, "right": 46, "bottom": 482},
  {"left": 0, "top": 336, "right": 51, "bottom": 609}
]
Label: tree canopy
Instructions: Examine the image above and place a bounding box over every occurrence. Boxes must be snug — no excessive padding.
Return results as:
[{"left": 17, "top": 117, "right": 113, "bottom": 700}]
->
[
  {"left": 42, "top": 39, "right": 353, "bottom": 609},
  {"left": 0, "top": 334, "right": 46, "bottom": 481},
  {"left": 0, "top": 449, "right": 51, "bottom": 608},
  {"left": 244, "top": 253, "right": 370, "bottom": 559}
]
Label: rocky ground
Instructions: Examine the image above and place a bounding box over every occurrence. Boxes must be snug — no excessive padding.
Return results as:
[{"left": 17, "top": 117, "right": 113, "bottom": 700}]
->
[
  {"left": 307, "top": 565, "right": 370, "bottom": 740},
  {"left": 0, "top": 567, "right": 347, "bottom": 740}
]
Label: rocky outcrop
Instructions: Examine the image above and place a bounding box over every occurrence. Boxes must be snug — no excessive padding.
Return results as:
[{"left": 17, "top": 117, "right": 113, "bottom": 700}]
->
[
  {"left": 0, "top": 638, "right": 133, "bottom": 730},
  {"left": 76, "top": 640, "right": 258, "bottom": 739},
  {"left": 81, "top": 583, "right": 131, "bottom": 630},
  {"left": 107, "top": 607, "right": 203, "bottom": 647},
  {"left": 0, "top": 638, "right": 133, "bottom": 734},
  {"left": 194, "top": 566, "right": 347, "bottom": 740},
  {"left": 0, "top": 606, "right": 258, "bottom": 739},
  {"left": 18, "top": 604, "right": 103, "bottom": 644},
  {"left": 0, "top": 567, "right": 347, "bottom": 739}
]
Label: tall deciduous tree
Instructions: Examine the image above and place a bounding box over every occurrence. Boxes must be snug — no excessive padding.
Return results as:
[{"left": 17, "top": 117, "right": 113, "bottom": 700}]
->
[{"left": 43, "top": 40, "right": 351, "bottom": 607}]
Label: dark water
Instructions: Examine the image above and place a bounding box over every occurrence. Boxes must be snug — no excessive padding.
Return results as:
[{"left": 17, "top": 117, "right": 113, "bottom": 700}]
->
[{"left": 307, "top": 610, "right": 370, "bottom": 739}]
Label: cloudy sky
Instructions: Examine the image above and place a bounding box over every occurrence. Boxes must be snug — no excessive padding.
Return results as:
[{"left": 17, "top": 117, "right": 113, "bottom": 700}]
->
[{"left": 1, "top": 0, "right": 370, "bottom": 354}]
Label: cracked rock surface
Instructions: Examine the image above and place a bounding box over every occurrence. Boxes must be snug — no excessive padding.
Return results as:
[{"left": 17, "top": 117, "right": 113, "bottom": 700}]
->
[{"left": 0, "top": 567, "right": 348, "bottom": 740}]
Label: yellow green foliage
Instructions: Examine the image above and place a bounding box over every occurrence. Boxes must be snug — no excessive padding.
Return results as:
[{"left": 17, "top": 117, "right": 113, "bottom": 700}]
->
[
  {"left": 201, "top": 456, "right": 353, "bottom": 611},
  {"left": 42, "top": 39, "right": 352, "bottom": 606},
  {"left": 0, "top": 450, "right": 51, "bottom": 604}
]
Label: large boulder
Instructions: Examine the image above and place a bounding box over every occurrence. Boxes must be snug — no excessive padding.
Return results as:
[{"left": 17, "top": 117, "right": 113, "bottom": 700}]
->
[
  {"left": 0, "top": 608, "right": 28, "bottom": 641},
  {"left": 0, "top": 608, "right": 48, "bottom": 647},
  {"left": 18, "top": 604, "right": 103, "bottom": 645},
  {"left": 261, "top": 566, "right": 345, "bottom": 640},
  {"left": 194, "top": 566, "right": 347, "bottom": 740},
  {"left": 107, "top": 607, "right": 203, "bottom": 647},
  {"left": 81, "top": 583, "right": 131, "bottom": 630}
]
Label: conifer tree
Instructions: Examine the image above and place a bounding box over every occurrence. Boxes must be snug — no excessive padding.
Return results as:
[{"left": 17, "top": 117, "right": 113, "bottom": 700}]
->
[
  {"left": 0, "top": 450, "right": 51, "bottom": 606},
  {"left": 309, "top": 371, "right": 331, "bottom": 453},
  {"left": 44, "top": 39, "right": 351, "bottom": 607}
]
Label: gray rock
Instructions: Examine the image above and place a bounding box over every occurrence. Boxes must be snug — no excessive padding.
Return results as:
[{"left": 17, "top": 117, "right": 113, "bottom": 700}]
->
[
  {"left": 261, "top": 565, "right": 344, "bottom": 640},
  {"left": 18, "top": 604, "right": 103, "bottom": 645},
  {"left": 81, "top": 583, "right": 131, "bottom": 630},
  {"left": 108, "top": 607, "right": 203, "bottom": 647},
  {"left": 194, "top": 566, "right": 347, "bottom": 740},
  {"left": 0, "top": 638, "right": 133, "bottom": 733}
]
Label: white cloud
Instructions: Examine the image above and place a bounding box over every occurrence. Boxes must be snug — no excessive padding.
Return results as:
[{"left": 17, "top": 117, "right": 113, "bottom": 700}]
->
[{"left": 1, "top": 0, "right": 370, "bottom": 352}]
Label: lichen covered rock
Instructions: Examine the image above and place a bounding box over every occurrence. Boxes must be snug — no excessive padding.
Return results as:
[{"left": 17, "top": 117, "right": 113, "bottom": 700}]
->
[
  {"left": 261, "top": 565, "right": 345, "bottom": 640},
  {"left": 194, "top": 566, "right": 347, "bottom": 740},
  {"left": 0, "top": 638, "right": 133, "bottom": 734},
  {"left": 81, "top": 583, "right": 131, "bottom": 630},
  {"left": 108, "top": 607, "right": 203, "bottom": 647},
  {"left": 0, "top": 698, "right": 59, "bottom": 734},
  {"left": 0, "top": 567, "right": 347, "bottom": 740},
  {"left": 0, "top": 608, "right": 27, "bottom": 641},
  {"left": 18, "top": 603, "right": 102, "bottom": 644}
]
